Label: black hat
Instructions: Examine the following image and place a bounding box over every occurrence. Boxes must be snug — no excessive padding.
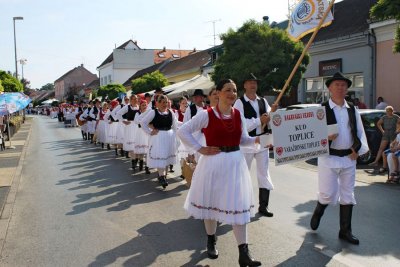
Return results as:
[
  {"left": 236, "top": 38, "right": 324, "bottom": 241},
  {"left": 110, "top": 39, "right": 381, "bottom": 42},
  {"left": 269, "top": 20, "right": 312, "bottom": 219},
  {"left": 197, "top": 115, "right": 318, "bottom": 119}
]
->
[
  {"left": 192, "top": 89, "right": 206, "bottom": 97},
  {"left": 144, "top": 93, "right": 151, "bottom": 97},
  {"left": 325, "top": 72, "right": 352, "bottom": 88},
  {"left": 243, "top": 73, "right": 260, "bottom": 83}
]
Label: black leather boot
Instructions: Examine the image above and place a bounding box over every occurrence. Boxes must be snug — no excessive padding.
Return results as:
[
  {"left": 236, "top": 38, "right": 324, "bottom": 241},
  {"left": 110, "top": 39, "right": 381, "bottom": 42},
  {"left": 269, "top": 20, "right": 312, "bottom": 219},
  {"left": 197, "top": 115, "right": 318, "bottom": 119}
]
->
[
  {"left": 107, "top": 144, "right": 111, "bottom": 150},
  {"left": 238, "top": 244, "right": 261, "bottom": 267},
  {"left": 207, "top": 235, "right": 218, "bottom": 259},
  {"left": 90, "top": 134, "right": 93, "bottom": 143},
  {"left": 119, "top": 148, "right": 124, "bottom": 157},
  {"left": 339, "top": 205, "right": 359, "bottom": 245},
  {"left": 145, "top": 166, "right": 151, "bottom": 174},
  {"left": 169, "top": 164, "right": 174, "bottom": 173},
  {"left": 115, "top": 148, "right": 118, "bottom": 156},
  {"left": 101, "top": 143, "right": 104, "bottom": 149},
  {"left": 139, "top": 160, "right": 144, "bottom": 171},
  {"left": 131, "top": 159, "right": 138, "bottom": 171},
  {"left": 81, "top": 131, "right": 86, "bottom": 140},
  {"left": 310, "top": 202, "right": 328, "bottom": 230},
  {"left": 258, "top": 188, "right": 273, "bottom": 217},
  {"left": 125, "top": 151, "right": 130, "bottom": 158}
]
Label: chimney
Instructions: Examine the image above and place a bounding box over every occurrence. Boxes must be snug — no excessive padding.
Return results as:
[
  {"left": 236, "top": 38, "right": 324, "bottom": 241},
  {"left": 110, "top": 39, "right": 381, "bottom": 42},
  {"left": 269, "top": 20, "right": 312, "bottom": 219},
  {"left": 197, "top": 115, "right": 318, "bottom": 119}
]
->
[
  {"left": 262, "top": 16, "right": 269, "bottom": 25},
  {"left": 80, "top": 64, "right": 84, "bottom": 67},
  {"left": 163, "top": 46, "right": 166, "bottom": 52}
]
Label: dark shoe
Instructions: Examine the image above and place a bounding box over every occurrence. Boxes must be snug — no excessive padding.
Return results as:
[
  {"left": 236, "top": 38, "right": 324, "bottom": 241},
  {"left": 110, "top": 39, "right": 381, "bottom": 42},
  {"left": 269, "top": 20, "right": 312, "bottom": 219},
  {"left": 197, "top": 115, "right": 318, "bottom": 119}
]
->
[
  {"left": 107, "top": 144, "right": 111, "bottom": 150},
  {"left": 159, "top": 176, "right": 168, "bottom": 189},
  {"left": 339, "top": 205, "right": 359, "bottom": 245},
  {"left": 207, "top": 235, "right": 218, "bottom": 259},
  {"left": 101, "top": 143, "right": 104, "bottom": 149},
  {"left": 131, "top": 159, "right": 138, "bottom": 171},
  {"left": 115, "top": 148, "right": 119, "bottom": 156},
  {"left": 238, "top": 244, "right": 261, "bottom": 267},
  {"left": 119, "top": 149, "right": 124, "bottom": 157},
  {"left": 125, "top": 151, "right": 130, "bottom": 158},
  {"left": 169, "top": 164, "right": 175, "bottom": 173},
  {"left": 145, "top": 166, "right": 151, "bottom": 174},
  {"left": 310, "top": 202, "right": 328, "bottom": 230},
  {"left": 139, "top": 160, "right": 144, "bottom": 171},
  {"left": 258, "top": 188, "right": 273, "bottom": 217}
]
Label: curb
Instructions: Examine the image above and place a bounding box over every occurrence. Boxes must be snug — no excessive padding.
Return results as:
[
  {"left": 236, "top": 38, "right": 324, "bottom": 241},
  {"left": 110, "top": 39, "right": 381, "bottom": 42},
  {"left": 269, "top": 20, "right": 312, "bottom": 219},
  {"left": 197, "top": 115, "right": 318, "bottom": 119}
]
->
[{"left": 0, "top": 119, "right": 33, "bottom": 256}]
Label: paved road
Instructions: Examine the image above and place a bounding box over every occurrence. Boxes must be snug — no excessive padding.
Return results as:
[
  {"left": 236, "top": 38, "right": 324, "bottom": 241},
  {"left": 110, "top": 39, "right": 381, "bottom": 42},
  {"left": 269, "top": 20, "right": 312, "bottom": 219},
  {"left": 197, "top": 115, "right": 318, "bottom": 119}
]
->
[{"left": 0, "top": 116, "right": 399, "bottom": 267}]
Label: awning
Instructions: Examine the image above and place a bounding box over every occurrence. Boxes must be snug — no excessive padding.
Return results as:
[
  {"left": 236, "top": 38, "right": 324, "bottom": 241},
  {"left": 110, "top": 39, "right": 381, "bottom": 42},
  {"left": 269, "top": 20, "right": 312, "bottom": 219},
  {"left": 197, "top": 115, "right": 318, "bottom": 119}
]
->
[{"left": 167, "top": 74, "right": 215, "bottom": 100}]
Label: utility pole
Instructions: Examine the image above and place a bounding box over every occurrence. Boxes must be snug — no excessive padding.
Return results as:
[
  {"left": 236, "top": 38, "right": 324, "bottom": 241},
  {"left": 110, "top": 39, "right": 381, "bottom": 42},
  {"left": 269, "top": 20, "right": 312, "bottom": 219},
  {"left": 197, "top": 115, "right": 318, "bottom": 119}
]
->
[{"left": 205, "top": 19, "right": 221, "bottom": 47}]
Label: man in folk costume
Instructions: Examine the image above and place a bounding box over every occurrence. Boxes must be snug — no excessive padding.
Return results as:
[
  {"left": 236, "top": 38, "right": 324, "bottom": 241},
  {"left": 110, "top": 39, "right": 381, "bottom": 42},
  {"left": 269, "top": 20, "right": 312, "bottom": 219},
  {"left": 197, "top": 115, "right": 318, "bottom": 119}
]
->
[
  {"left": 233, "top": 73, "right": 277, "bottom": 217},
  {"left": 88, "top": 99, "right": 101, "bottom": 144},
  {"left": 310, "top": 72, "right": 369, "bottom": 245},
  {"left": 112, "top": 98, "right": 127, "bottom": 157},
  {"left": 80, "top": 101, "right": 94, "bottom": 141},
  {"left": 183, "top": 89, "right": 208, "bottom": 162}
]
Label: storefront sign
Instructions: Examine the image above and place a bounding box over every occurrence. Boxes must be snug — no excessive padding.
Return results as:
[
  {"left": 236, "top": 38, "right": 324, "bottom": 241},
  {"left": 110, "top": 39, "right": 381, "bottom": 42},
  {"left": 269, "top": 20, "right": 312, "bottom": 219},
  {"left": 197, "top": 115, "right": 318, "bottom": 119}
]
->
[
  {"left": 319, "top": 59, "right": 342, "bottom": 76},
  {"left": 270, "top": 107, "right": 329, "bottom": 166}
]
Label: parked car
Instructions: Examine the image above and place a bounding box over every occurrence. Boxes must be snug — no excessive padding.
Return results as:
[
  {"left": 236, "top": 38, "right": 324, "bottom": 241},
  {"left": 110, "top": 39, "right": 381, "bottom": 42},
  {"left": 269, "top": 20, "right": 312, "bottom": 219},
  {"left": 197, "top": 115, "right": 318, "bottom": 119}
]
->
[{"left": 282, "top": 104, "right": 386, "bottom": 164}]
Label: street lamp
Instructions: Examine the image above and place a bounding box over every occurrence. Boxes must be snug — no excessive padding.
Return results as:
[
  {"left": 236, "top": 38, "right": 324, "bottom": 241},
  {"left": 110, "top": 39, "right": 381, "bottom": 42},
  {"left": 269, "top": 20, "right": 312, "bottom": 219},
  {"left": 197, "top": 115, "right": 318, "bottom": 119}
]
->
[
  {"left": 19, "top": 58, "right": 27, "bottom": 80},
  {"left": 13, "top": 16, "right": 24, "bottom": 79}
]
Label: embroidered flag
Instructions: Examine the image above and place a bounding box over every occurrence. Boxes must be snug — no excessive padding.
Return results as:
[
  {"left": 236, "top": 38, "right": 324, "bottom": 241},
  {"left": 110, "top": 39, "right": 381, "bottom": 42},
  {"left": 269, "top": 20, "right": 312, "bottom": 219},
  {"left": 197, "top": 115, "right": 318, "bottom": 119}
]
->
[{"left": 287, "top": 0, "right": 334, "bottom": 41}]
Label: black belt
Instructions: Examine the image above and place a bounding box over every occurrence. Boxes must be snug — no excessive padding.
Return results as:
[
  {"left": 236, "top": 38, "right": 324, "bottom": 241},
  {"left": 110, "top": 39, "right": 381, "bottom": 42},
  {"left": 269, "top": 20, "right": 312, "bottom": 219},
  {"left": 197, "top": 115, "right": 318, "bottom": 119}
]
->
[
  {"left": 157, "top": 127, "right": 172, "bottom": 131},
  {"left": 219, "top": 146, "right": 240, "bottom": 153},
  {"left": 329, "top": 148, "right": 352, "bottom": 157}
]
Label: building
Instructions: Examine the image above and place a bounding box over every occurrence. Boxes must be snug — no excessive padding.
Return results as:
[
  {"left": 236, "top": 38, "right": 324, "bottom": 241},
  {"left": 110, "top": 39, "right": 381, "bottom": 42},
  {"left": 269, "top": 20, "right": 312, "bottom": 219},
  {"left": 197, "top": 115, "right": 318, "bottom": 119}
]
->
[
  {"left": 54, "top": 64, "right": 97, "bottom": 101},
  {"left": 297, "top": 0, "right": 379, "bottom": 108},
  {"left": 97, "top": 40, "right": 194, "bottom": 87}
]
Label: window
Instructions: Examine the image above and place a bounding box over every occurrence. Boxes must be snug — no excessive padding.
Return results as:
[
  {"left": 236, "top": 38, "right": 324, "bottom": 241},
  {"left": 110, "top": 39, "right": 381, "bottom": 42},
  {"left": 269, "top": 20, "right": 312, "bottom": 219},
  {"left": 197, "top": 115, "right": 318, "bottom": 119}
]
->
[{"left": 108, "top": 75, "right": 112, "bottom": 83}]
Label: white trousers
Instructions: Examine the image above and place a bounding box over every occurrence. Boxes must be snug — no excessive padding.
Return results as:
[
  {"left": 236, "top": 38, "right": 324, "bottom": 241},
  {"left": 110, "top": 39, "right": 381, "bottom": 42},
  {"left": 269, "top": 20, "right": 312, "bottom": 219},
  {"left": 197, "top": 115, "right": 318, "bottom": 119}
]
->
[
  {"left": 243, "top": 150, "right": 274, "bottom": 190},
  {"left": 387, "top": 153, "right": 400, "bottom": 174},
  {"left": 317, "top": 164, "right": 356, "bottom": 205}
]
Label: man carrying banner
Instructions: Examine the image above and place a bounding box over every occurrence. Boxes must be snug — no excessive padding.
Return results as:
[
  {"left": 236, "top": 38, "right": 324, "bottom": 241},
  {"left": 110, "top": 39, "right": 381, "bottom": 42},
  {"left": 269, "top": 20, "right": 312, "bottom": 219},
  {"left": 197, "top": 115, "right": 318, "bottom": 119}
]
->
[
  {"left": 234, "top": 73, "right": 278, "bottom": 217},
  {"left": 310, "top": 72, "right": 369, "bottom": 245}
]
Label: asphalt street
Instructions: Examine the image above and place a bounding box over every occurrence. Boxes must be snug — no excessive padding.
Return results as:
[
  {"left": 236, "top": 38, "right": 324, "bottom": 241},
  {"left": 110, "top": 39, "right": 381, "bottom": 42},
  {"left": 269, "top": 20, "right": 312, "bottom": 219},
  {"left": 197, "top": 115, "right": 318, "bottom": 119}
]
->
[{"left": 0, "top": 116, "right": 399, "bottom": 267}]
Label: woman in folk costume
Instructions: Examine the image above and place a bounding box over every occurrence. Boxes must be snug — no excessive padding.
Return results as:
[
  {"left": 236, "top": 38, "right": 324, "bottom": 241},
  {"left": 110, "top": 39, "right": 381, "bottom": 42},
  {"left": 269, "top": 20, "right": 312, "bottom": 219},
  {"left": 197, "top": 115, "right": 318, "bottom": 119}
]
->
[
  {"left": 177, "top": 79, "right": 261, "bottom": 266},
  {"left": 89, "top": 100, "right": 101, "bottom": 144},
  {"left": 113, "top": 97, "right": 128, "bottom": 157},
  {"left": 132, "top": 99, "right": 150, "bottom": 172},
  {"left": 117, "top": 95, "right": 140, "bottom": 165},
  {"left": 104, "top": 100, "right": 120, "bottom": 155},
  {"left": 96, "top": 102, "right": 109, "bottom": 149},
  {"left": 140, "top": 95, "right": 179, "bottom": 189}
]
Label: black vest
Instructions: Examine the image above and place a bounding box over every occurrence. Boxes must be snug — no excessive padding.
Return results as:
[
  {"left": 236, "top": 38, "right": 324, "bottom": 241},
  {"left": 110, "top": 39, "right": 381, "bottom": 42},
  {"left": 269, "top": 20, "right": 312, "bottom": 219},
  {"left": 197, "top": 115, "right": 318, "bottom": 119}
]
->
[
  {"left": 151, "top": 110, "right": 173, "bottom": 130},
  {"left": 322, "top": 101, "right": 361, "bottom": 153},
  {"left": 86, "top": 107, "right": 93, "bottom": 121},
  {"left": 125, "top": 105, "right": 138, "bottom": 121},
  {"left": 240, "top": 96, "right": 269, "bottom": 136},
  {"left": 93, "top": 106, "right": 99, "bottom": 115}
]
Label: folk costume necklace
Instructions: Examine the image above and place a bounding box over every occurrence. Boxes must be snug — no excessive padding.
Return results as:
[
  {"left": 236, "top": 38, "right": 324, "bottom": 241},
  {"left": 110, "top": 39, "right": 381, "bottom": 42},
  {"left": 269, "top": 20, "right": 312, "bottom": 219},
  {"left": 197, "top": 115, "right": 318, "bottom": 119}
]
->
[{"left": 216, "top": 104, "right": 236, "bottom": 133}]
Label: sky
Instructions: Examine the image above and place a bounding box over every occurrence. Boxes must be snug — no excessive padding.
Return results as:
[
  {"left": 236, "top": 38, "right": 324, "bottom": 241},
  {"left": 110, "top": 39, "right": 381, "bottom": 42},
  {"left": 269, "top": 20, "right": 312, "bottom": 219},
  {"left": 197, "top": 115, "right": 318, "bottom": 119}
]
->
[{"left": 1, "top": 0, "right": 293, "bottom": 89}]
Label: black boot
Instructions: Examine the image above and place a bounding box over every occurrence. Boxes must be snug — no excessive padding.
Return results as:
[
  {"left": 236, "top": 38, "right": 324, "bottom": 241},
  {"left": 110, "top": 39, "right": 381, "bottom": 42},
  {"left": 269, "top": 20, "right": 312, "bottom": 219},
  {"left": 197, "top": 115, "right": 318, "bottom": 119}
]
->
[
  {"left": 107, "top": 144, "right": 111, "bottom": 150},
  {"left": 258, "top": 188, "right": 273, "bottom": 217},
  {"left": 159, "top": 175, "right": 168, "bottom": 189},
  {"left": 139, "top": 160, "right": 144, "bottom": 171},
  {"left": 115, "top": 148, "right": 119, "bottom": 156},
  {"left": 81, "top": 131, "right": 86, "bottom": 140},
  {"left": 101, "top": 143, "right": 104, "bottom": 149},
  {"left": 238, "top": 244, "right": 261, "bottom": 267},
  {"left": 120, "top": 148, "right": 124, "bottom": 157},
  {"left": 90, "top": 134, "right": 94, "bottom": 143},
  {"left": 169, "top": 164, "right": 175, "bottom": 173},
  {"left": 131, "top": 159, "right": 138, "bottom": 171},
  {"left": 207, "top": 235, "right": 218, "bottom": 259},
  {"left": 310, "top": 202, "right": 328, "bottom": 230},
  {"left": 125, "top": 151, "right": 130, "bottom": 158},
  {"left": 145, "top": 166, "right": 151, "bottom": 174},
  {"left": 339, "top": 205, "right": 359, "bottom": 245}
]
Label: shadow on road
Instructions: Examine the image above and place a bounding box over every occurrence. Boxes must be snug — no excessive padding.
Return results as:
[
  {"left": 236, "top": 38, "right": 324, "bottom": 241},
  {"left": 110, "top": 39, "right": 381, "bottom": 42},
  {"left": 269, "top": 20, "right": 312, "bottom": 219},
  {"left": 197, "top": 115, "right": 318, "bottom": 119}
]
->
[{"left": 88, "top": 219, "right": 232, "bottom": 267}]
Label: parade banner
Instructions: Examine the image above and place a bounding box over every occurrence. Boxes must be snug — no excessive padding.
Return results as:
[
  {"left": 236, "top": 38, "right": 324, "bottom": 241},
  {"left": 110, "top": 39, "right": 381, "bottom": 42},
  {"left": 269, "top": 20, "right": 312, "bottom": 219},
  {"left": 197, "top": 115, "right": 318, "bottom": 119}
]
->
[
  {"left": 288, "top": 0, "right": 334, "bottom": 41},
  {"left": 270, "top": 107, "right": 329, "bottom": 166}
]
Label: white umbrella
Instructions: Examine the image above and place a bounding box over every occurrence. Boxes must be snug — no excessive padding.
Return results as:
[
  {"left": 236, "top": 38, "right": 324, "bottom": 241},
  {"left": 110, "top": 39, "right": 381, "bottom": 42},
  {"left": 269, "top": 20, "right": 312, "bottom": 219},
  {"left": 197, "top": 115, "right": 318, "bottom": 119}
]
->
[{"left": 41, "top": 98, "right": 58, "bottom": 105}]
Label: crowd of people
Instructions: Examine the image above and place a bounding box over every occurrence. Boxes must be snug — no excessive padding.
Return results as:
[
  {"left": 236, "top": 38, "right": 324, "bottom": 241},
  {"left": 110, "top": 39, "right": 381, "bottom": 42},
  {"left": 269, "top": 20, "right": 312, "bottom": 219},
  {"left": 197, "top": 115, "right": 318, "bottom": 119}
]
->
[{"left": 43, "top": 72, "right": 395, "bottom": 266}]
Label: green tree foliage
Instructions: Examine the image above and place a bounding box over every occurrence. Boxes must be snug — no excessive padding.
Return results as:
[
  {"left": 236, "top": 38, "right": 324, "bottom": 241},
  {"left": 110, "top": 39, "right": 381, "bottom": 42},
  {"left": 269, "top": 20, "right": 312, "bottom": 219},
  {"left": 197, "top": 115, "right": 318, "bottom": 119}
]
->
[
  {"left": 0, "top": 80, "right": 3, "bottom": 92},
  {"left": 97, "top": 84, "right": 126, "bottom": 100},
  {"left": 0, "top": 70, "right": 23, "bottom": 92},
  {"left": 131, "top": 71, "right": 169, "bottom": 94},
  {"left": 370, "top": 0, "right": 400, "bottom": 53},
  {"left": 40, "top": 83, "right": 54, "bottom": 91},
  {"left": 212, "top": 20, "right": 309, "bottom": 95}
]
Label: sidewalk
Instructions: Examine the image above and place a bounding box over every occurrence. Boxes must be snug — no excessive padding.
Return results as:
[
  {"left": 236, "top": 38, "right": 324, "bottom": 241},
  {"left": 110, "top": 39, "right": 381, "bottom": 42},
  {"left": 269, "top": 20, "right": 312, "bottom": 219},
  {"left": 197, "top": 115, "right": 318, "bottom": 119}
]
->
[{"left": 0, "top": 119, "right": 32, "bottom": 216}]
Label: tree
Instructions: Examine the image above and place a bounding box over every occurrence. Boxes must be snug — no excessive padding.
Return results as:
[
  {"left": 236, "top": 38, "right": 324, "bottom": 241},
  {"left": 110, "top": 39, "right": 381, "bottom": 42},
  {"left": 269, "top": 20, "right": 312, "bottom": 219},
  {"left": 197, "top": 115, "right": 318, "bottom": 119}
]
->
[
  {"left": 40, "top": 83, "right": 54, "bottom": 91},
  {"left": 212, "top": 20, "right": 309, "bottom": 95},
  {"left": 0, "top": 80, "right": 3, "bottom": 93},
  {"left": 370, "top": 0, "right": 400, "bottom": 53},
  {"left": 97, "top": 84, "right": 126, "bottom": 100},
  {"left": 0, "top": 70, "right": 23, "bottom": 92},
  {"left": 131, "top": 71, "right": 169, "bottom": 94}
]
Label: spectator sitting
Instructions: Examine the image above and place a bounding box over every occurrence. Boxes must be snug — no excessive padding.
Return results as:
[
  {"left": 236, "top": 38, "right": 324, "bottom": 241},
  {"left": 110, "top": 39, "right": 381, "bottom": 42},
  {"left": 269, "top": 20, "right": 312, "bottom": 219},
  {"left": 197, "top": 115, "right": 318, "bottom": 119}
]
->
[
  {"left": 382, "top": 133, "right": 400, "bottom": 183},
  {"left": 354, "top": 98, "right": 367, "bottom": 109},
  {"left": 369, "top": 106, "right": 400, "bottom": 167},
  {"left": 375, "top": 96, "right": 388, "bottom": 110}
]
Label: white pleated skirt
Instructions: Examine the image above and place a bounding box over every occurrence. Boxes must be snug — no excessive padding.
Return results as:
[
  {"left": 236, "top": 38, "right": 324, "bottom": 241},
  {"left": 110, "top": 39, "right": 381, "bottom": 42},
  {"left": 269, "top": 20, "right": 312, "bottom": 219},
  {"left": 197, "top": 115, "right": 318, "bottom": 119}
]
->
[
  {"left": 184, "top": 150, "right": 256, "bottom": 225},
  {"left": 86, "top": 120, "right": 96, "bottom": 134},
  {"left": 134, "top": 127, "right": 149, "bottom": 154},
  {"left": 123, "top": 122, "right": 137, "bottom": 152},
  {"left": 147, "top": 129, "right": 177, "bottom": 168},
  {"left": 116, "top": 121, "right": 125, "bottom": 144},
  {"left": 80, "top": 122, "right": 87, "bottom": 133},
  {"left": 106, "top": 122, "right": 119, "bottom": 144},
  {"left": 96, "top": 120, "right": 107, "bottom": 144}
]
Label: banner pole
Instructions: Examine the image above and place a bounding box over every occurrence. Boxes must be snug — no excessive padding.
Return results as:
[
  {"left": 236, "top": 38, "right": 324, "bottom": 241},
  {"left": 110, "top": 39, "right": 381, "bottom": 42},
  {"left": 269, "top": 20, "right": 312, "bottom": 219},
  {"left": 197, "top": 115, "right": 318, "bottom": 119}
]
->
[{"left": 274, "top": 0, "right": 336, "bottom": 105}]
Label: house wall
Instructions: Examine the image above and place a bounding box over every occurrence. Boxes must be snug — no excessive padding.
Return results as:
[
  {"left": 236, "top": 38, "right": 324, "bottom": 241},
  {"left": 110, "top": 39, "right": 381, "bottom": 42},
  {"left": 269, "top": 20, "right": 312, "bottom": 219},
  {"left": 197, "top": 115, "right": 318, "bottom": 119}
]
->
[{"left": 166, "top": 70, "right": 200, "bottom": 84}]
